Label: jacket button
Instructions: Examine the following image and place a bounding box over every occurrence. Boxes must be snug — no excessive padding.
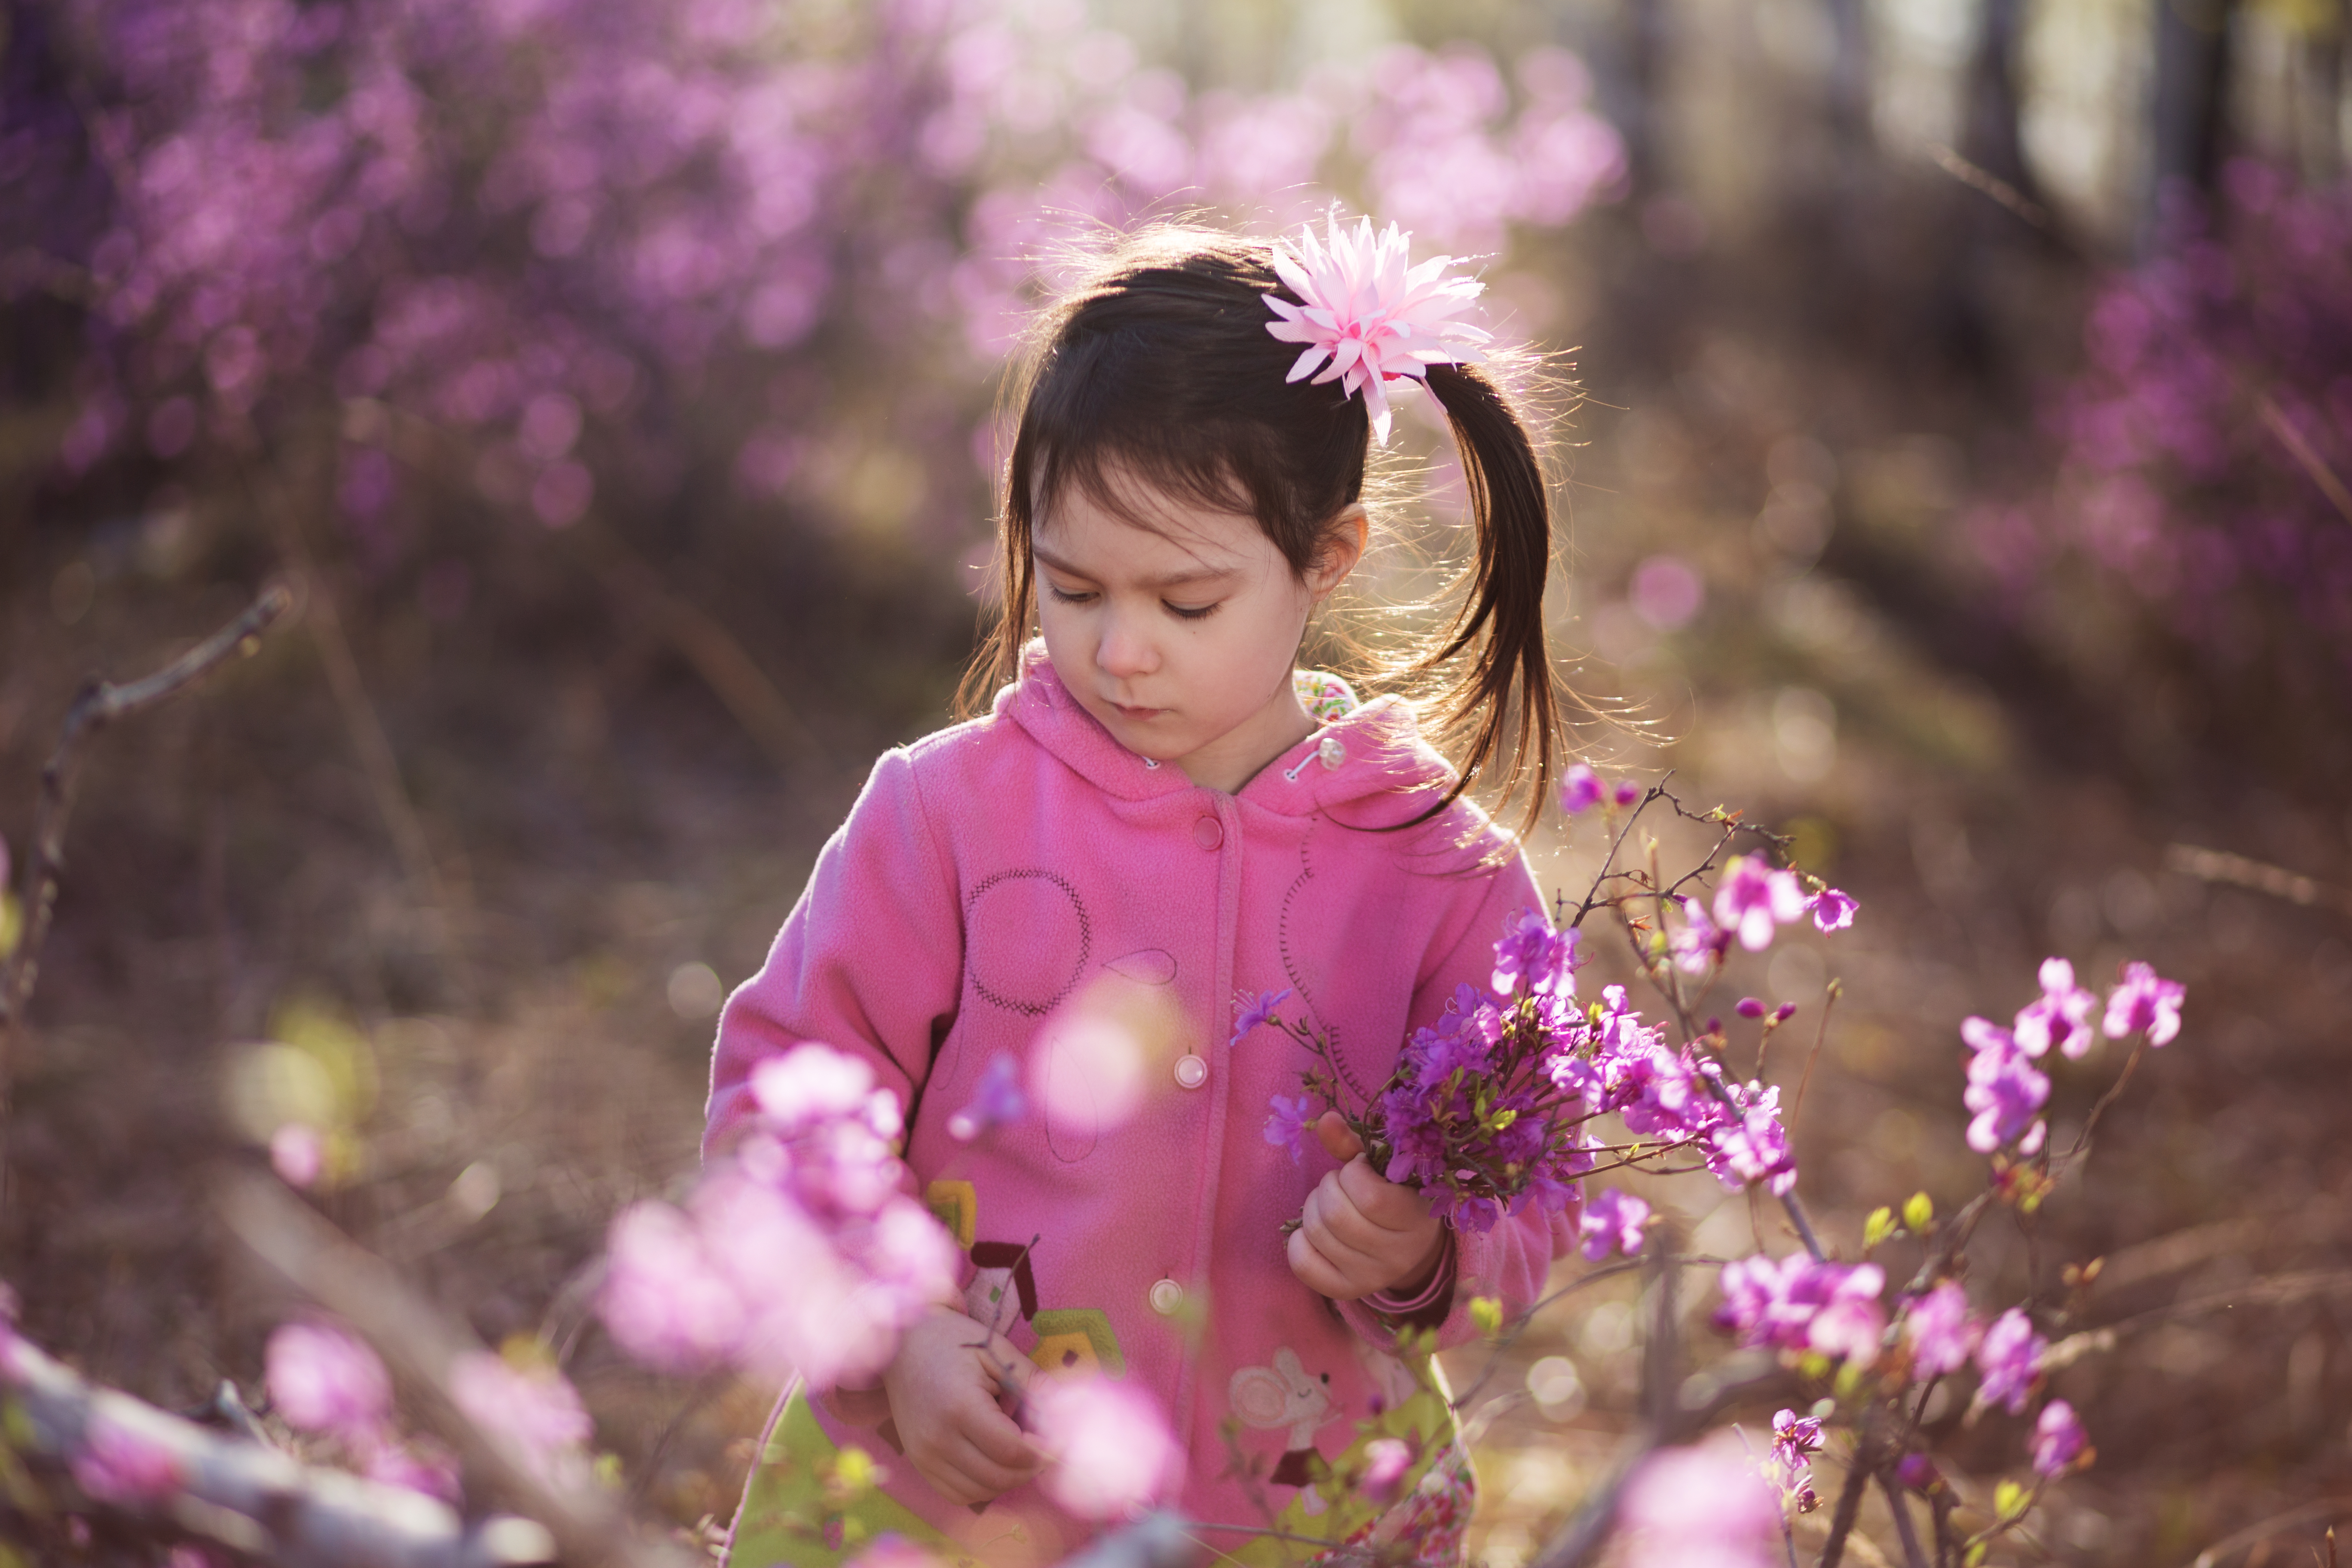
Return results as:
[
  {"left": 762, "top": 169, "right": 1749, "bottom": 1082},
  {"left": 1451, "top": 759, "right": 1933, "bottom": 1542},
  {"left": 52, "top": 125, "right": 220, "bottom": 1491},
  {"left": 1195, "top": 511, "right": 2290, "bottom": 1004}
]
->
[
  {"left": 1148, "top": 1278, "right": 1184, "bottom": 1315},
  {"left": 1173, "top": 1054, "right": 1208, "bottom": 1089},
  {"left": 1192, "top": 816, "right": 1223, "bottom": 850}
]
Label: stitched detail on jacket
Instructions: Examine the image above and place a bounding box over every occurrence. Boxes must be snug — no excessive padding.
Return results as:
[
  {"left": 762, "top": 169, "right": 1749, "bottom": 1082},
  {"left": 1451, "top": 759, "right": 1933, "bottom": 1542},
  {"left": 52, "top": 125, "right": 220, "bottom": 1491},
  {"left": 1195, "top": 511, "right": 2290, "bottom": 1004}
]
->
[{"left": 964, "top": 868, "right": 1093, "bottom": 1016}]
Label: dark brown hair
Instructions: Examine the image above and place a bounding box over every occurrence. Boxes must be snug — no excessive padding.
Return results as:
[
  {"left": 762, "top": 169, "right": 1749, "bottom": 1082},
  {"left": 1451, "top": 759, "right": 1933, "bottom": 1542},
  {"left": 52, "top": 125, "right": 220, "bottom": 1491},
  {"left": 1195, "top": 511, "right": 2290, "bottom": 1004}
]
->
[{"left": 959, "top": 223, "right": 1562, "bottom": 833}]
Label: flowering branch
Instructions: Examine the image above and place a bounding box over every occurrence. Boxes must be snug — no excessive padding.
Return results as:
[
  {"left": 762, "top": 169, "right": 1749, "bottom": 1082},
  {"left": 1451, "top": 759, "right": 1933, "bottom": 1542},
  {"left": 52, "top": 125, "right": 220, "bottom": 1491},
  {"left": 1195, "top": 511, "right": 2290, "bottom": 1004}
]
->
[
  {"left": 221, "top": 1174, "right": 701, "bottom": 1568},
  {"left": 3, "top": 1332, "right": 554, "bottom": 1568}
]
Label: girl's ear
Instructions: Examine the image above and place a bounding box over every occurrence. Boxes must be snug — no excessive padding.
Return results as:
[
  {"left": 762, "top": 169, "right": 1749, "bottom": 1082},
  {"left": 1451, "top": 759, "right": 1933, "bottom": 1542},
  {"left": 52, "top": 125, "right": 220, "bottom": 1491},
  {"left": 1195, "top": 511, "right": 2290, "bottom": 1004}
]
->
[{"left": 1306, "top": 505, "right": 1369, "bottom": 600}]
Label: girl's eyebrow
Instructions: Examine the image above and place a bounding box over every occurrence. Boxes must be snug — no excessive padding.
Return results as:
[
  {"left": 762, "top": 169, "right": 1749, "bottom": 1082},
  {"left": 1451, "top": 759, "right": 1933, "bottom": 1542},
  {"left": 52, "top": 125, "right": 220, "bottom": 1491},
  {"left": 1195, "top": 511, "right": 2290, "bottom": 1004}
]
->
[{"left": 1032, "top": 544, "right": 1239, "bottom": 590}]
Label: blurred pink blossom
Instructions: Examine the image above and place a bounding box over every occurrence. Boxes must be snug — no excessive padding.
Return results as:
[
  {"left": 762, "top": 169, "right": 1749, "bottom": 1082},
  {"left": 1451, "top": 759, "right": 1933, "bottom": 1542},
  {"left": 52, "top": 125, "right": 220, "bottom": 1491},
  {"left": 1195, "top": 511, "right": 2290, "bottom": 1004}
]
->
[
  {"left": 1616, "top": 1439, "right": 1780, "bottom": 1567},
  {"left": 448, "top": 1353, "right": 592, "bottom": 1485},
  {"left": 266, "top": 1322, "right": 391, "bottom": 1442},
  {"left": 1029, "top": 1376, "right": 1185, "bottom": 1520},
  {"left": 71, "top": 1415, "right": 182, "bottom": 1505}
]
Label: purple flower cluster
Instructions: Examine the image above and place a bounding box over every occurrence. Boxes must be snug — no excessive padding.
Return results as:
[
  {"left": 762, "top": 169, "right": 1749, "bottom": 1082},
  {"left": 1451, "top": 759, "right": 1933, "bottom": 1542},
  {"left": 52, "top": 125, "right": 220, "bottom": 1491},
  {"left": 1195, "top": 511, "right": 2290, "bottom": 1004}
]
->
[
  {"left": 1767, "top": 1407, "right": 1822, "bottom": 1512},
  {"left": 1713, "top": 1254, "right": 1886, "bottom": 1363},
  {"left": 1268, "top": 910, "right": 1805, "bottom": 1234},
  {"left": 27, "top": 0, "right": 1628, "bottom": 597},
  {"left": 1960, "top": 956, "right": 2186, "bottom": 1154},
  {"left": 1557, "top": 764, "right": 1642, "bottom": 815},
  {"left": 1669, "top": 861, "right": 1853, "bottom": 977},
  {"left": 599, "top": 1044, "right": 958, "bottom": 1389},
  {"left": 2027, "top": 162, "right": 2352, "bottom": 696}
]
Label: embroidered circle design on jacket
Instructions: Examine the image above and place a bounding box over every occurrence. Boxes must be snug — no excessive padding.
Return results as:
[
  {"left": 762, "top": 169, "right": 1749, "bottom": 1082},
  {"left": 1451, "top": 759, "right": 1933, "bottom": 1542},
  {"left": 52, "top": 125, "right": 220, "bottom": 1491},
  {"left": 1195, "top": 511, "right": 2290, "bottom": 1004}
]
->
[{"left": 965, "top": 869, "right": 1092, "bottom": 1016}]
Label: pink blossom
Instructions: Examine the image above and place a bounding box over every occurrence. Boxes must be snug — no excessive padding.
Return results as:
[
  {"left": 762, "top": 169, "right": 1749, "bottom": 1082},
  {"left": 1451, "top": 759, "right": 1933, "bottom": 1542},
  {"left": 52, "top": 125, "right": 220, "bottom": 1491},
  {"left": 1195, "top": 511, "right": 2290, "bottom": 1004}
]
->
[
  {"left": 269, "top": 1123, "right": 325, "bottom": 1188},
  {"left": 2031, "top": 1399, "right": 2088, "bottom": 1475},
  {"left": 945, "top": 1054, "right": 1026, "bottom": 1142},
  {"left": 448, "top": 1353, "right": 592, "bottom": 1485},
  {"left": 1806, "top": 1291, "right": 1888, "bottom": 1366},
  {"left": 266, "top": 1322, "right": 391, "bottom": 1441},
  {"left": 366, "top": 1437, "right": 462, "bottom": 1503},
  {"left": 1712, "top": 857, "right": 1807, "bottom": 952},
  {"left": 1559, "top": 764, "right": 1603, "bottom": 815},
  {"left": 1611, "top": 778, "right": 1643, "bottom": 808},
  {"left": 1028, "top": 1377, "right": 1184, "bottom": 1519},
  {"left": 1616, "top": 1439, "right": 1781, "bottom": 1567},
  {"left": 1262, "top": 211, "right": 1491, "bottom": 446},
  {"left": 1961, "top": 1017, "right": 2050, "bottom": 1155},
  {"left": 1974, "top": 1308, "right": 2045, "bottom": 1415},
  {"left": 1808, "top": 887, "right": 1858, "bottom": 933},
  {"left": 2102, "top": 960, "right": 2185, "bottom": 1045},
  {"left": 1670, "top": 897, "right": 1733, "bottom": 976},
  {"left": 1360, "top": 1437, "right": 1413, "bottom": 1504},
  {"left": 1767, "top": 1408, "right": 1822, "bottom": 1510},
  {"left": 1902, "top": 1281, "right": 1981, "bottom": 1379},
  {"left": 2012, "top": 958, "right": 2097, "bottom": 1059},
  {"left": 599, "top": 1200, "right": 749, "bottom": 1373},
  {"left": 71, "top": 1415, "right": 182, "bottom": 1505},
  {"left": 1577, "top": 1187, "right": 1649, "bottom": 1261}
]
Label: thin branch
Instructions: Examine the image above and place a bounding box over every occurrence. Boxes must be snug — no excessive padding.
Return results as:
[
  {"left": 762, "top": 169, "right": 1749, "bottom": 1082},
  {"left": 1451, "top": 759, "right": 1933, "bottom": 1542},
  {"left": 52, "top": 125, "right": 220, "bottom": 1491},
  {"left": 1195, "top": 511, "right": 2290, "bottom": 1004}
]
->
[
  {"left": 0, "top": 582, "right": 291, "bottom": 1036},
  {"left": 1879, "top": 1470, "right": 1929, "bottom": 1568},
  {"left": 2189, "top": 1501, "right": 2352, "bottom": 1568},
  {"left": 2257, "top": 395, "right": 2352, "bottom": 529},
  {"left": 5, "top": 1332, "right": 554, "bottom": 1568},
  {"left": 2165, "top": 843, "right": 2352, "bottom": 915}
]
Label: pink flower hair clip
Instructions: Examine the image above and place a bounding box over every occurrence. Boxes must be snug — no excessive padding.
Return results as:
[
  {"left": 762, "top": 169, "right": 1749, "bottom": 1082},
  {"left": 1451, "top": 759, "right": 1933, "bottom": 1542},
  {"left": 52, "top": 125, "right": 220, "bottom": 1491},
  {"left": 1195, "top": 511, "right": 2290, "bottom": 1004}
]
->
[{"left": 1262, "top": 212, "right": 1491, "bottom": 446}]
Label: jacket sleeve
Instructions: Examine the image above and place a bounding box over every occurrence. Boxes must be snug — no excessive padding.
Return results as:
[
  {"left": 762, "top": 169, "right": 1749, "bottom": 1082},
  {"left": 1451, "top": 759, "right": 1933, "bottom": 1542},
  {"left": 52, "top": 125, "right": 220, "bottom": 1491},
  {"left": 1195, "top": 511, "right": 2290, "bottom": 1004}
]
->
[
  {"left": 704, "top": 747, "right": 963, "bottom": 1161},
  {"left": 1338, "top": 844, "right": 1580, "bottom": 1354}
]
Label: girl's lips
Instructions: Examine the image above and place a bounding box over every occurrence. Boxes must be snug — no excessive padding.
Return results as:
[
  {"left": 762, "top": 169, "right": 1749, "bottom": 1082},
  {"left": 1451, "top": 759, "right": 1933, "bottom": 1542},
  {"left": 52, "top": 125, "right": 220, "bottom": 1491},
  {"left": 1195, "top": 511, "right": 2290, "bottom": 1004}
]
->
[{"left": 1109, "top": 701, "right": 1164, "bottom": 721}]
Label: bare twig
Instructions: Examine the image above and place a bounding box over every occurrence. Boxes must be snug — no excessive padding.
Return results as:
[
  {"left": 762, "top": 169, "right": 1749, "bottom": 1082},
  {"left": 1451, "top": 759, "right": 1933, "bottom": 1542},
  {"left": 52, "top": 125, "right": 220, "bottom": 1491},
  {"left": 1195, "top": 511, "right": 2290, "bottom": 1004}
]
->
[
  {"left": 588, "top": 531, "right": 822, "bottom": 776},
  {"left": 0, "top": 585, "right": 293, "bottom": 1197},
  {"left": 243, "top": 452, "right": 476, "bottom": 1006},
  {"left": 2257, "top": 396, "right": 2352, "bottom": 529},
  {"left": 2165, "top": 843, "right": 2352, "bottom": 916},
  {"left": 220, "top": 1174, "right": 698, "bottom": 1568},
  {"left": 1925, "top": 144, "right": 2053, "bottom": 231},
  {"left": 0, "top": 582, "right": 291, "bottom": 1035},
  {"left": 5, "top": 1333, "right": 555, "bottom": 1568},
  {"left": 1879, "top": 1469, "right": 1929, "bottom": 1568}
]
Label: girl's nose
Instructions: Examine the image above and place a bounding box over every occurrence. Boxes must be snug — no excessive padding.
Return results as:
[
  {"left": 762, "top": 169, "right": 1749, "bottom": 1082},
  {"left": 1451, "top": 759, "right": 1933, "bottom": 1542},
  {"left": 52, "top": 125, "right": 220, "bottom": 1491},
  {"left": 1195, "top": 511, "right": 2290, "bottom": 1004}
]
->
[{"left": 1095, "top": 607, "right": 1158, "bottom": 678}]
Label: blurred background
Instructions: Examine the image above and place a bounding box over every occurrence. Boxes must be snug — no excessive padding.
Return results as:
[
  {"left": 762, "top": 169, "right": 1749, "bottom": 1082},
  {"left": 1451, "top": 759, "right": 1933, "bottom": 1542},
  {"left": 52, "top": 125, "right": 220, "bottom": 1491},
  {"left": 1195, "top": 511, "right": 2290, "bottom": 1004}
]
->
[{"left": 2, "top": 0, "right": 2349, "bottom": 1560}]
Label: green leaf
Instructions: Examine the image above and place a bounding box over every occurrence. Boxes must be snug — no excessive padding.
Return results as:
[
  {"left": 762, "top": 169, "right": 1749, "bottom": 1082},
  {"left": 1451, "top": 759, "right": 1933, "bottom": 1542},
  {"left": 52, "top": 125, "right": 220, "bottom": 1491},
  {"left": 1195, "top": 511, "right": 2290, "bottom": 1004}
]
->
[
  {"left": 1964, "top": 1544, "right": 1988, "bottom": 1568},
  {"left": 1469, "top": 1296, "right": 1504, "bottom": 1336},
  {"left": 1863, "top": 1206, "right": 1896, "bottom": 1250},
  {"left": 1488, "top": 1108, "right": 1519, "bottom": 1132},
  {"left": 1994, "top": 1479, "right": 2025, "bottom": 1519},
  {"left": 1903, "top": 1191, "right": 1935, "bottom": 1232}
]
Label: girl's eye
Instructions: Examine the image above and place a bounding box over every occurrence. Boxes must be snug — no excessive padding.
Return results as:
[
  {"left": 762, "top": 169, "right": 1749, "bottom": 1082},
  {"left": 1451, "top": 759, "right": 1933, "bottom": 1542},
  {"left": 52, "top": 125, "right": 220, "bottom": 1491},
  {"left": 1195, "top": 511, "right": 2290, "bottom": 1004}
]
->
[
  {"left": 1164, "top": 601, "right": 1220, "bottom": 621},
  {"left": 1045, "top": 584, "right": 1095, "bottom": 606}
]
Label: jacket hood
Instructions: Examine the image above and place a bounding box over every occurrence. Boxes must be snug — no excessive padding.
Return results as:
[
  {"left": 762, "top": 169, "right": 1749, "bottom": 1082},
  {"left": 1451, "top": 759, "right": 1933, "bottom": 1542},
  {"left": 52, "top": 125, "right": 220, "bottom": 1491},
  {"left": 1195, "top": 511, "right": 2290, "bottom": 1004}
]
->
[{"left": 996, "top": 641, "right": 1459, "bottom": 821}]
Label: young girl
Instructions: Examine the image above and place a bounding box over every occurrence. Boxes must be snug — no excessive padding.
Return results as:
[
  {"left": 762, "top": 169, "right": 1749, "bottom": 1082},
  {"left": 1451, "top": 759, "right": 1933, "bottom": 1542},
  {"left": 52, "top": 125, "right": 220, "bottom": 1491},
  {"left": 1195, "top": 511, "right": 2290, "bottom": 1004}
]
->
[{"left": 707, "top": 219, "right": 1579, "bottom": 1567}]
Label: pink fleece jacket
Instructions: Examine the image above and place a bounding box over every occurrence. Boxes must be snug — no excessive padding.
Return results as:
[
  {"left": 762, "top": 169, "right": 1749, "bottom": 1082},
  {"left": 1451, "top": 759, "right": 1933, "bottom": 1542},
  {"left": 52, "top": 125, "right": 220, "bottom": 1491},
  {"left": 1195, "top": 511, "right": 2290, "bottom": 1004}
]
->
[{"left": 708, "top": 649, "right": 1576, "bottom": 1562}]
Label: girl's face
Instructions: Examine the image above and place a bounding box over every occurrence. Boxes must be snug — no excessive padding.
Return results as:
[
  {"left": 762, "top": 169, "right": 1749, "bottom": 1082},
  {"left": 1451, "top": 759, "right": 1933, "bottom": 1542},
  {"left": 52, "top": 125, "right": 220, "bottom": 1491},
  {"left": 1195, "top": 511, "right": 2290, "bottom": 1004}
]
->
[{"left": 1032, "top": 467, "right": 1363, "bottom": 794}]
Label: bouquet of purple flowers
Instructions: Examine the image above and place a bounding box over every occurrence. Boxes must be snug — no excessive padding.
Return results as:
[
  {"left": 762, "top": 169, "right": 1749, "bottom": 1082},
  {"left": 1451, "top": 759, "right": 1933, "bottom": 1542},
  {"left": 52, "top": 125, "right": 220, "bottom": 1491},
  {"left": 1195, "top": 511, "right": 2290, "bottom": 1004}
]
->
[{"left": 1254, "top": 910, "right": 1798, "bottom": 1234}]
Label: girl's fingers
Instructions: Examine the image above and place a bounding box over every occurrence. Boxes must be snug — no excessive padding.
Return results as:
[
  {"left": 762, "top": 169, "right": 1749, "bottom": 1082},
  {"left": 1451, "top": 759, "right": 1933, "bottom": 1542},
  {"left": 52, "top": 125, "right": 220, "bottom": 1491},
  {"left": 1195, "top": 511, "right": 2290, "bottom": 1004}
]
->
[
  {"left": 1286, "top": 1223, "right": 1360, "bottom": 1299},
  {"left": 959, "top": 1395, "right": 1045, "bottom": 1474},
  {"left": 1313, "top": 1109, "right": 1365, "bottom": 1162},
  {"left": 1336, "top": 1155, "right": 1432, "bottom": 1229},
  {"left": 1299, "top": 1185, "right": 1385, "bottom": 1288}
]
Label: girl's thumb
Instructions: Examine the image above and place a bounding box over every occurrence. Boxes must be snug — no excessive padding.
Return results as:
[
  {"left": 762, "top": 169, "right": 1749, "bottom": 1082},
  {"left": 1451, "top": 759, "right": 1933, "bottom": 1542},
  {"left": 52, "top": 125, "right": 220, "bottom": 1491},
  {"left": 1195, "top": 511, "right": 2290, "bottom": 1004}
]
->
[{"left": 1313, "top": 1109, "right": 1365, "bottom": 1163}]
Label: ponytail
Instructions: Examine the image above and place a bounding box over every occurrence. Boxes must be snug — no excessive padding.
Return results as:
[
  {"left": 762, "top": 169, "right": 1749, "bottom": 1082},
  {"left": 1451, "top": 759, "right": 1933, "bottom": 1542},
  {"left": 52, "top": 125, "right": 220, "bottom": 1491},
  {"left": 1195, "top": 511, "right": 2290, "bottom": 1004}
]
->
[{"left": 1404, "top": 361, "right": 1560, "bottom": 838}]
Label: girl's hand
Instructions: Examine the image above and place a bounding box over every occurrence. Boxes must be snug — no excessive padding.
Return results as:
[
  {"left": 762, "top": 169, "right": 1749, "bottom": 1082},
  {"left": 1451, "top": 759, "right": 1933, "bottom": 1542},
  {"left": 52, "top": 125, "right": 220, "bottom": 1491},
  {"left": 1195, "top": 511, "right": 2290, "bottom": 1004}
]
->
[
  {"left": 880, "top": 1303, "right": 1045, "bottom": 1506},
  {"left": 1286, "top": 1111, "right": 1447, "bottom": 1302}
]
